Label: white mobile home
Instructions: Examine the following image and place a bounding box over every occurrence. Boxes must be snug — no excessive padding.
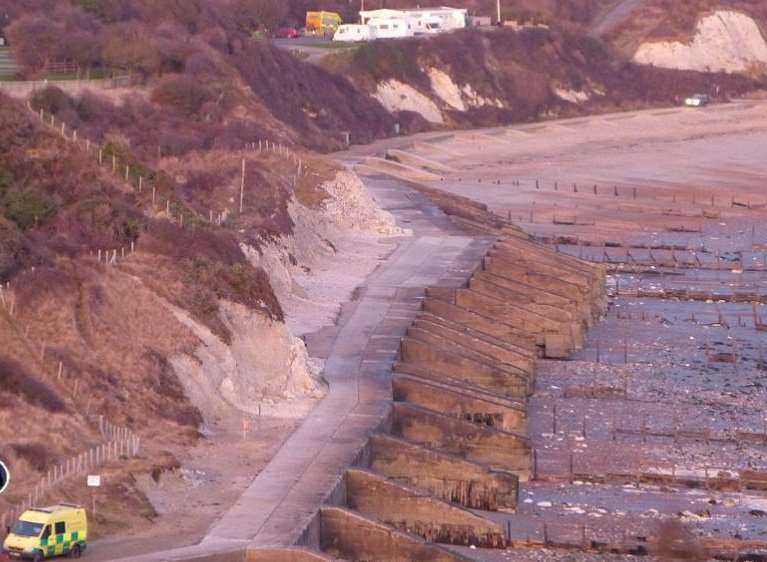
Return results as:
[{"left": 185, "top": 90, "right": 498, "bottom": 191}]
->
[
  {"left": 360, "top": 7, "right": 468, "bottom": 35},
  {"left": 367, "top": 17, "right": 413, "bottom": 39}
]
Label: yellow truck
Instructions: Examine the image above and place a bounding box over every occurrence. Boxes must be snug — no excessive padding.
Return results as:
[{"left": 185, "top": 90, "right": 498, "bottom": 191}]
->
[
  {"left": 305, "top": 11, "right": 343, "bottom": 35},
  {"left": 3, "top": 504, "right": 87, "bottom": 560}
]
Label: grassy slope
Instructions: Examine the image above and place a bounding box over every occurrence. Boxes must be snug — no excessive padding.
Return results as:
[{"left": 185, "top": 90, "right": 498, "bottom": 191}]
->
[{"left": 0, "top": 90, "right": 338, "bottom": 533}]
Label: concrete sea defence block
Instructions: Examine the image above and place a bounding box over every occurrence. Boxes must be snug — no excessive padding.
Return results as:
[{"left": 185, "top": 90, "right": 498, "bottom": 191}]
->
[
  {"left": 392, "top": 402, "right": 531, "bottom": 478},
  {"left": 247, "top": 548, "right": 339, "bottom": 561},
  {"left": 345, "top": 468, "right": 506, "bottom": 548},
  {"left": 368, "top": 433, "right": 519, "bottom": 510},
  {"left": 319, "top": 507, "right": 475, "bottom": 562},
  {"left": 413, "top": 317, "right": 535, "bottom": 373},
  {"left": 405, "top": 325, "right": 531, "bottom": 380},
  {"left": 399, "top": 338, "right": 530, "bottom": 398},
  {"left": 422, "top": 296, "right": 537, "bottom": 352},
  {"left": 392, "top": 373, "right": 527, "bottom": 432}
]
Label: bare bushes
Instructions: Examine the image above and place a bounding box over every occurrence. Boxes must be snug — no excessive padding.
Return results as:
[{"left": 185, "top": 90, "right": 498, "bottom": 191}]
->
[
  {"left": 0, "top": 93, "right": 42, "bottom": 154},
  {"left": 31, "top": 84, "right": 268, "bottom": 161},
  {"left": 47, "top": 197, "right": 143, "bottom": 254},
  {"left": 10, "top": 443, "right": 55, "bottom": 471},
  {"left": 140, "top": 220, "right": 284, "bottom": 338},
  {"left": 4, "top": 4, "right": 104, "bottom": 76},
  {"left": 232, "top": 40, "right": 395, "bottom": 150},
  {"left": 143, "top": 220, "right": 243, "bottom": 266},
  {"left": 151, "top": 74, "right": 216, "bottom": 120}
]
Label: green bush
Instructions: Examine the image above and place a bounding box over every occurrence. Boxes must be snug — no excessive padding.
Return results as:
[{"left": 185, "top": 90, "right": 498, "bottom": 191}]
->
[
  {"left": 0, "top": 168, "right": 12, "bottom": 194},
  {"left": 3, "top": 190, "right": 57, "bottom": 230},
  {"left": 352, "top": 41, "right": 428, "bottom": 91}
]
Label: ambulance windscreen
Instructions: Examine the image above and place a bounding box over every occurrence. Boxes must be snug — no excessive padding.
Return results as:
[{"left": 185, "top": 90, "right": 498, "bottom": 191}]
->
[{"left": 12, "top": 521, "right": 44, "bottom": 537}]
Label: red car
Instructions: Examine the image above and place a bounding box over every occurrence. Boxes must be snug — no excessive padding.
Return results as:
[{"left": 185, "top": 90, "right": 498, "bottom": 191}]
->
[{"left": 275, "top": 27, "right": 301, "bottom": 39}]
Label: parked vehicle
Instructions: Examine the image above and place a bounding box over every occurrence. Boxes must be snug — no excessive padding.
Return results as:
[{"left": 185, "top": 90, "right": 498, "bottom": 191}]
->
[
  {"left": 367, "top": 17, "right": 413, "bottom": 39},
  {"left": 3, "top": 504, "right": 88, "bottom": 560},
  {"left": 333, "top": 24, "right": 375, "bottom": 42},
  {"left": 416, "top": 16, "right": 443, "bottom": 35},
  {"left": 305, "top": 11, "right": 342, "bottom": 35},
  {"left": 684, "top": 94, "right": 710, "bottom": 107},
  {"left": 275, "top": 27, "right": 301, "bottom": 39}
]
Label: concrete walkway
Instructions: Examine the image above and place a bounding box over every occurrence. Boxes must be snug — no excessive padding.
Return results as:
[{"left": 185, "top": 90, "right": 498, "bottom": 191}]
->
[{"left": 106, "top": 178, "right": 493, "bottom": 561}]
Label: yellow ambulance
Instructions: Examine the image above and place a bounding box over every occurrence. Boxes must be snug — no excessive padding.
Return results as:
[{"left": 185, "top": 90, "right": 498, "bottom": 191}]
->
[{"left": 3, "top": 504, "right": 87, "bottom": 560}]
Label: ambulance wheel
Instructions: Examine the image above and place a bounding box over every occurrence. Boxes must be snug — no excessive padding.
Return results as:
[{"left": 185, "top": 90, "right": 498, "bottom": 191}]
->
[
  {"left": 32, "top": 552, "right": 43, "bottom": 562},
  {"left": 71, "top": 544, "right": 82, "bottom": 558}
]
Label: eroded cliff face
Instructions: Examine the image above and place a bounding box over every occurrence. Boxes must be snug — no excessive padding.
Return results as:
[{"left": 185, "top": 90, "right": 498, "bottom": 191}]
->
[
  {"left": 633, "top": 11, "right": 767, "bottom": 75},
  {"left": 169, "top": 300, "right": 325, "bottom": 421},
  {"left": 169, "top": 169, "right": 407, "bottom": 424},
  {"left": 245, "top": 170, "right": 407, "bottom": 336},
  {"left": 330, "top": 27, "right": 758, "bottom": 131}
]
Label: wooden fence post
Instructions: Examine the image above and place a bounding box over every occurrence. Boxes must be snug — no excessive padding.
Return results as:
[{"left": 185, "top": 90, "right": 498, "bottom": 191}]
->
[{"left": 240, "top": 158, "right": 246, "bottom": 214}]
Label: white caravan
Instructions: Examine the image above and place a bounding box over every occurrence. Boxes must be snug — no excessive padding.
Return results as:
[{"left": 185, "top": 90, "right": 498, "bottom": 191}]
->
[
  {"left": 408, "top": 14, "right": 444, "bottom": 35},
  {"left": 333, "top": 24, "right": 375, "bottom": 42},
  {"left": 360, "top": 7, "right": 468, "bottom": 36},
  {"left": 367, "top": 17, "right": 413, "bottom": 39}
]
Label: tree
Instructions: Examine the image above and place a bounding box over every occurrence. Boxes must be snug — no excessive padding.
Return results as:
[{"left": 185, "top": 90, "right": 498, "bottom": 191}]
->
[
  {"left": 5, "top": 15, "right": 60, "bottom": 73},
  {"left": 234, "top": 0, "right": 289, "bottom": 33},
  {"left": 58, "top": 30, "right": 104, "bottom": 70},
  {"left": 102, "top": 22, "right": 162, "bottom": 76}
]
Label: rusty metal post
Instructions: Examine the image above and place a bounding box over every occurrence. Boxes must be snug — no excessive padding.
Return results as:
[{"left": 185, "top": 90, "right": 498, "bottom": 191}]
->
[
  {"left": 552, "top": 403, "right": 557, "bottom": 434},
  {"left": 596, "top": 339, "right": 601, "bottom": 364},
  {"left": 623, "top": 337, "right": 628, "bottom": 364}
]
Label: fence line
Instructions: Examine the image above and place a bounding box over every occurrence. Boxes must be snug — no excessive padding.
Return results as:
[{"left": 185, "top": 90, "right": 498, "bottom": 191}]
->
[
  {"left": 26, "top": 102, "right": 307, "bottom": 225},
  {"left": 531, "top": 446, "right": 760, "bottom": 492},
  {"left": 0, "top": 417, "right": 140, "bottom": 530},
  {"left": 0, "top": 101, "right": 306, "bottom": 531},
  {"left": 506, "top": 516, "right": 646, "bottom": 553},
  {"left": 1, "top": 279, "right": 141, "bottom": 530},
  {"left": 504, "top": 177, "right": 767, "bottom": 210},
  {"left": 0, "top": 76, "right": 131, "bottom": 99}
]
